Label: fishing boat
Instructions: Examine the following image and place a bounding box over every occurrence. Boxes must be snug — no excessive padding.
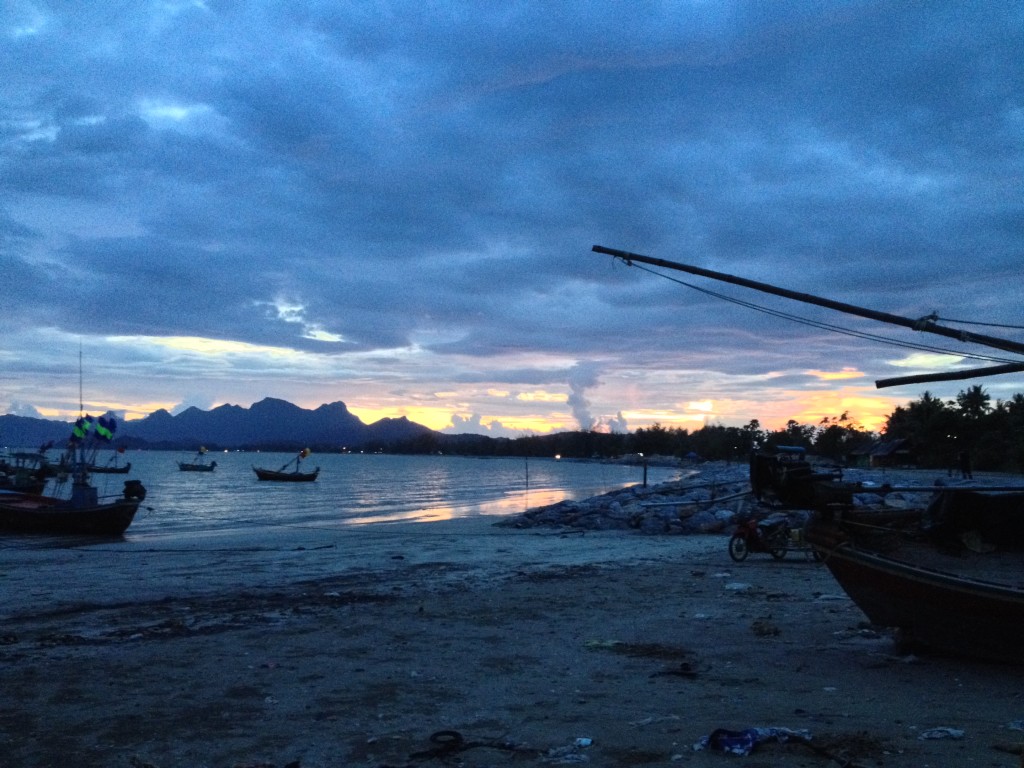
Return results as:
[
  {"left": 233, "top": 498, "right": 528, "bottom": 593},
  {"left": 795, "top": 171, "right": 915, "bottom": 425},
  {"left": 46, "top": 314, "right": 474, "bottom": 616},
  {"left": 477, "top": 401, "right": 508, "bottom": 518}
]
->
[
  {"left": 88, "top": 447, "right": 131, "bottom": 474},
  {"left": 593, "top": 245, "right": 1024, "bottom": 662},
  {"left": 0, "top": 450, "right": 53, "bottom": 495},
  {"left": 253, "top": 448, "right": 319, "bottom": 482},
  {"left": 178, "top": 447, "right": 217, "bottom": 472},
  {"left": 806, "top": 492, "right": 1024, "bottom": 663},
  {"left": 751, "top": 447, "right": 1024, "bottom": 662},
  {"left": 0, "top": 415, "right": 147, "bottom": 536}
]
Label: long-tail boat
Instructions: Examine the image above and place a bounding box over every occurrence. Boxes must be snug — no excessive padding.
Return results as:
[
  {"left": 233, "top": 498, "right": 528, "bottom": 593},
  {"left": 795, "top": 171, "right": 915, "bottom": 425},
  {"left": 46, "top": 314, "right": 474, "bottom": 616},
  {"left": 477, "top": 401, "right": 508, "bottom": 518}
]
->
[
  {"left": 592, "top": 245, "right": 1024, "bottom": 663},
  {"left": 88, "top": 447, "right": 131, "bottom": 474},
  {"left": 178, "top": 447, "right": 217, "bottom": 472},
  {"left": 253, "top": 448, "right": 319, "bottom": 482}
]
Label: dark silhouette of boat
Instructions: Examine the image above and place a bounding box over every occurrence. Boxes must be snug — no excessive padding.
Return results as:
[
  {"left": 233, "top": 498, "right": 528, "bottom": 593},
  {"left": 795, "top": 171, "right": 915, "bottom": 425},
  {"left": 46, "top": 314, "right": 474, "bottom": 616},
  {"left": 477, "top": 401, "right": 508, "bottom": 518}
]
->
[
  {"left": 594, "top": 245, "right": 1024, "bottom": 663},
  {"left": 806, "top": 492, "right": 1024, "bottom": 663},
  {"left": 0, "top": 451, "right": 52, "bottom": 495},
  {"left": 253, "top": 448, "right": 318, "bottom": 482},
  {"left": 178, "top": 447, "right": 217, "bottom": 472},
  {"left": 252, "top": 466, "right": 319, "bottom": 482},
  {"left": 88, "top": 450, "right": 131, "bottom": 474},
  {"left": 0, "top": 483, "right": 145, "bottom": 536},
  {"left": 179, "top": 461, "right": 217, "bottom": 472},
  {"left": 751, "top": 447, "right": 1024, "bottom": 663},
  {"left": 0, "top": 416, "right": 146, "bottom": 536}
]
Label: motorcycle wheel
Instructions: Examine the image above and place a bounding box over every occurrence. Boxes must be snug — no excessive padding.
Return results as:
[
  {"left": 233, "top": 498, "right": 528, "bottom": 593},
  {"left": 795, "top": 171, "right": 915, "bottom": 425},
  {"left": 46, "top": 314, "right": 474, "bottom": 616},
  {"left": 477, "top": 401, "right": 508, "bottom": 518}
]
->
[
  {"left": 728, "top": 534, "right": 749, "bottom": 562},
  {"left": 769, "top": 536, "right": 787, "bottom": 560}
]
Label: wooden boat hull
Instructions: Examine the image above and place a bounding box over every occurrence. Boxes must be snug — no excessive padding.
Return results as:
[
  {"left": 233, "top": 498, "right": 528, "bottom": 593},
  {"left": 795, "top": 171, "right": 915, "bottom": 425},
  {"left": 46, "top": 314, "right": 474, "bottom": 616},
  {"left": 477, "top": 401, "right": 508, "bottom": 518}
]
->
[
  {"left": 253, "top": 466, "right": 319, "bottom": 482},
  {"left": 809, "top": 522, "right": 1024, "bottom": 664},
  {"left": 0, "top": 475, "right": 46, "bottom": 495},
  {"left": 88, "top": 463, "right": 131, "bottom": 474},
  {"left": 0, "top": 493, "right": 141, "bottom": 536}
]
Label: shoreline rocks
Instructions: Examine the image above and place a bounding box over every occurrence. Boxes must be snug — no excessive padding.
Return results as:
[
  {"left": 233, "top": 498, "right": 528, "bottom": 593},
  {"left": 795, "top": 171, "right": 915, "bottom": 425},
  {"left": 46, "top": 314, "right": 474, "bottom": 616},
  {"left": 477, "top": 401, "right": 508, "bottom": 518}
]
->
[
  {"left": 497, "top": 460, "right": 1017, "bottom": 534},
  {"left": 496, "top": 462, "right": 754, "bottom": 534}
]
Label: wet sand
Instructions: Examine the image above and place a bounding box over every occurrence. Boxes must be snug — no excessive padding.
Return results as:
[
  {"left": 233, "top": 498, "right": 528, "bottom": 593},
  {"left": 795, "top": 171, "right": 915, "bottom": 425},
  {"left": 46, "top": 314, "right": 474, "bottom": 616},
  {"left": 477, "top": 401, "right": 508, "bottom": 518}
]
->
[{"left": 2, "top": 516, "right": 1022, "bottom": 767}]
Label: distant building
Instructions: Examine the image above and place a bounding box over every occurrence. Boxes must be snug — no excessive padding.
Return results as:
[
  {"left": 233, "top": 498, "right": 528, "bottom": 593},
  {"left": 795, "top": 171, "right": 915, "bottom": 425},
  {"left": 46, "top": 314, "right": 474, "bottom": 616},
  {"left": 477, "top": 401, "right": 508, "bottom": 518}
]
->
[{"left": 868, "top": 438, "right": 914, "bottom": 468}]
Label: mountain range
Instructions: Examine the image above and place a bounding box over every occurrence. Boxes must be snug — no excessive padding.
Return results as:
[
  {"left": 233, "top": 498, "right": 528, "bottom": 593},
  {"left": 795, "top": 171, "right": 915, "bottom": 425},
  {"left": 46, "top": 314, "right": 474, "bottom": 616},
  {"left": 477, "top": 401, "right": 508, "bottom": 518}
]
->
[{"left": 0, "top": 398, "right": 436, "bottom": 451}]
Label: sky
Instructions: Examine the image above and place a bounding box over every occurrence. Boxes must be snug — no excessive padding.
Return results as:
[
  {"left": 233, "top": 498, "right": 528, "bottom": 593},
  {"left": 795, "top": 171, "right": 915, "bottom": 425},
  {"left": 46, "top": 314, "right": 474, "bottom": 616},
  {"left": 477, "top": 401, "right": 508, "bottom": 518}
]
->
[{"left": 2, "top": 1, "right": 1022, "bottom": 439}]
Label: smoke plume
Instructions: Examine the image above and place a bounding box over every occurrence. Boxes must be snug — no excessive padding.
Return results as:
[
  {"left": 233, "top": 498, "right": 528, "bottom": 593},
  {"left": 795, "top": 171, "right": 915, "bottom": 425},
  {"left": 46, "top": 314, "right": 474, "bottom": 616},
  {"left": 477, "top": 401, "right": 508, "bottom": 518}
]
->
[{"left": 567, "top": 362, "right": 600, "bottom": 431}]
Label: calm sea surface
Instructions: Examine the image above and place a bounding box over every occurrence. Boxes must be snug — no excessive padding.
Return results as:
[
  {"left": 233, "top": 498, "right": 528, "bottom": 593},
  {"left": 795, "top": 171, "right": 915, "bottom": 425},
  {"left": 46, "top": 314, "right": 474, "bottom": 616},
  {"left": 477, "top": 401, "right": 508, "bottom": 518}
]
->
[{"left": 61, "top": 451, "right": 683, "bottom": 539}]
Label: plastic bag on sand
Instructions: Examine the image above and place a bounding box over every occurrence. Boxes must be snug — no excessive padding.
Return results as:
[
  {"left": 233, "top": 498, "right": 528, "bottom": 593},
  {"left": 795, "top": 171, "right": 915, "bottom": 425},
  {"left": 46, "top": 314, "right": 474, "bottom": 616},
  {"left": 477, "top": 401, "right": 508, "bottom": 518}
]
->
[{"left": 693, "top": 726, "right": 813, "bottom": 756}]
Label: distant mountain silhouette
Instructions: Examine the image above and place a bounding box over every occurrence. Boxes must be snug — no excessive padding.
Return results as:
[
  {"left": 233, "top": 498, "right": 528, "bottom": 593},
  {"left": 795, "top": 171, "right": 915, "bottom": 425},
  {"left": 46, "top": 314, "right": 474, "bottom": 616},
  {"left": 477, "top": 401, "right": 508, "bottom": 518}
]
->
[
  {"left": 1, "top": 398, "right": 436, "bottom": 451},
  {"left": 0, "top": 414, "right": 70, "bottom": 451}
]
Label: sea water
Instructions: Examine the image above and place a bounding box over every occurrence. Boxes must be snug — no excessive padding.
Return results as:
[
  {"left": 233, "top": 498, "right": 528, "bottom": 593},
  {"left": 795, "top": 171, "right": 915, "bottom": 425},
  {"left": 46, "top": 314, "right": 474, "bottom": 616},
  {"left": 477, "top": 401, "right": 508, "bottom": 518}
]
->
[{"left": 70, "top": 451, "right": 682, "bottom": 538}]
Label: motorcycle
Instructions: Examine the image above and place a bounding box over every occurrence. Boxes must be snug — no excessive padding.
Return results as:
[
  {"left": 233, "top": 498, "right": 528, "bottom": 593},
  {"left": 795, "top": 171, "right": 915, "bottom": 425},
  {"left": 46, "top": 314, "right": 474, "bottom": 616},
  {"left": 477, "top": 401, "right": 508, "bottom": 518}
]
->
[{"left": 727, "top": 513, "right": 825, "bottom": 562}]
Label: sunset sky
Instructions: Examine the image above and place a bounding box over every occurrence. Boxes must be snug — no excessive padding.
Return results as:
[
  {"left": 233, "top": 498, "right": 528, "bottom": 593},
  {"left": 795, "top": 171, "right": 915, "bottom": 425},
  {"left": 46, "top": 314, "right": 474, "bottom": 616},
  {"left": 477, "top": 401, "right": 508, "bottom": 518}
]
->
[{"left": 3, "top": 2, "right": 1022, "bottom": 438}]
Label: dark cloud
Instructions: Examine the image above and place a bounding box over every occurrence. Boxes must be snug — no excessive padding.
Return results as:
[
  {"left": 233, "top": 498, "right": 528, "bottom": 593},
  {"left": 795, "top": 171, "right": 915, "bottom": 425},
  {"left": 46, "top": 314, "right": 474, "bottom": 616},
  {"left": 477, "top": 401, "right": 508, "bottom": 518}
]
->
[{"left": 2, "top": 1, "right": 1021, "bottom": 429}]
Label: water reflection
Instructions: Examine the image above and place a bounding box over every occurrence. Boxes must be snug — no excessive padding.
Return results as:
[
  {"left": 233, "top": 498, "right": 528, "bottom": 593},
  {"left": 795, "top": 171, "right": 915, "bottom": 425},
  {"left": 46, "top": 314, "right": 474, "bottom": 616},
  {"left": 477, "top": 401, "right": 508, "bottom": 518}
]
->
[{"left": 26, "top": 452, "right": 683, "bottom": 538}]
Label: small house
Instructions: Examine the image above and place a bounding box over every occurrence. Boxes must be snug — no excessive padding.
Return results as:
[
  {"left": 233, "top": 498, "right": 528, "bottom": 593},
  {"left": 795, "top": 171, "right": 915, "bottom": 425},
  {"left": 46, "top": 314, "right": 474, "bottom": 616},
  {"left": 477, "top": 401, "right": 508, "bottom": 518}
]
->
[{"left": 869, "top": 438, "right": 914, "bottom": 468}]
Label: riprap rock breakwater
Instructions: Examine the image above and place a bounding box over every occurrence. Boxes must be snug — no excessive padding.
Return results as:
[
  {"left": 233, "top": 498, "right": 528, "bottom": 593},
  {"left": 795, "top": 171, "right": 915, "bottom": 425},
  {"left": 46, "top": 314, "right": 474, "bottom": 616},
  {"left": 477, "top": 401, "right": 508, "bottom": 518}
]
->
[{"left": 497, "top": 462, "right": 753, "bottom": 534}]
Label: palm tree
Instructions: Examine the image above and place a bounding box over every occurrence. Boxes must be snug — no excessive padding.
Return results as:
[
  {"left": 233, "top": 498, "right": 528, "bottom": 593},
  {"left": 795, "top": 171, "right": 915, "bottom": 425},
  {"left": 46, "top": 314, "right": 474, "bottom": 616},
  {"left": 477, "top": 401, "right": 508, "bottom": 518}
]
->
[{"left": 956, "top": 385, "right": 991, "bottom": 420}]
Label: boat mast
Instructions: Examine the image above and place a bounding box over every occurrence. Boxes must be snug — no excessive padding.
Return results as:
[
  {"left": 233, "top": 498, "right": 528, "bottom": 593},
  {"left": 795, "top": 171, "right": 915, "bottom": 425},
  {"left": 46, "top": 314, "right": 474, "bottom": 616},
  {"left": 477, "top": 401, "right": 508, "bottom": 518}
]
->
[
  {"left": 592, "top": 245, "right": 1024, "bottom": 387},
  {"left": 79, "top": 342, "right": 84, "bottom": 418}
]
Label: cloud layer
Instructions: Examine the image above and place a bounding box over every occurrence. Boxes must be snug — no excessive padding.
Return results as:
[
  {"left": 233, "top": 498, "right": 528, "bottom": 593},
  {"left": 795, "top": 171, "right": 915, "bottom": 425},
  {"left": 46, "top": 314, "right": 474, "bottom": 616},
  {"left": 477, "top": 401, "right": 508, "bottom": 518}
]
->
[{"left": 3, "top": 2, "right": 1022, "bottom": 433}]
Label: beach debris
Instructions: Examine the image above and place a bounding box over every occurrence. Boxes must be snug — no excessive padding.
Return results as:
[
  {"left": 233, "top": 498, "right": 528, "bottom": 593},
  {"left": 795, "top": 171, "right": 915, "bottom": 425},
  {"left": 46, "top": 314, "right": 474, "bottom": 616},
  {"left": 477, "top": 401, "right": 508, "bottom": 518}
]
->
[
  {"left": 693, "top": 727, "right": 877, "bottom": 766},
  {"left": 693, "top": 726, "right": 813, "bottom": 755},
  {"left": 918, "top": 726, "right": 965, "bottom": 740},
  {"left": 751, "top": 618, "right": 780, "bottom": 637},
  {"left": 545, "top": 740, "right": 592, "bottom": 763}
]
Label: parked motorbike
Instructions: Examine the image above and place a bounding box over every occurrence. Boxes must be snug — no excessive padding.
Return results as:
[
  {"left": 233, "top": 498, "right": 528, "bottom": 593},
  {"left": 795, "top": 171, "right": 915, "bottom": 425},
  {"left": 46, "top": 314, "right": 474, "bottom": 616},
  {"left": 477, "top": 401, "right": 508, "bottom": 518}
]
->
[{"left": 728, "top": 515, "right": 792, "bottom": 561}]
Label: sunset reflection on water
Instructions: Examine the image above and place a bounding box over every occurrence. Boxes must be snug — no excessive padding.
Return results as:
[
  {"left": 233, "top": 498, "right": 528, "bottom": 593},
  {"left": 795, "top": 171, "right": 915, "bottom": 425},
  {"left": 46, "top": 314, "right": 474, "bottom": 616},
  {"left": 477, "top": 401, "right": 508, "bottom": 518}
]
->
[{"left": 342, "top": 486, "right": 575, "bottom": 525}]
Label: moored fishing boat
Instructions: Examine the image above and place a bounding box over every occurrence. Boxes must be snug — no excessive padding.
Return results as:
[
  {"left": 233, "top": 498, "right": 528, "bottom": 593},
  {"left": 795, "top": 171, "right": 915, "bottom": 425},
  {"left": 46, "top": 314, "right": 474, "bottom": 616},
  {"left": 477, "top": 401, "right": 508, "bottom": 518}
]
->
[
  {"left": 178, "top": 447, "right": 217, "bottom": 472},
  {"left": 253, "top": 448, "right": 319, "bottom": 482},
  {"left": 0, "top": 415, "right": 147, "bottom": 536},
  {"left": 0, "top": 485, "right": 145, "bottom": 536},
  {"left": 0, "top": 450, "right": 53, "bottom": 495},
  {"left": 88, "top": 447, "right": 131, "bottom": 474}
]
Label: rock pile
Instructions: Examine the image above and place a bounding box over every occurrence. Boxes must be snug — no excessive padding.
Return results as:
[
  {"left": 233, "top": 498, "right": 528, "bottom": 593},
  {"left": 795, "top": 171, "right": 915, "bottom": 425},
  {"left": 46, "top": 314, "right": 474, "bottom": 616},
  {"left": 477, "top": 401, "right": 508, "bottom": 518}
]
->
[
  {"left": 496, "top": 460, "right": 980, "bottom": 535},
  {"left": 496, "top": 462, "right": 755, "bottom": 534}
]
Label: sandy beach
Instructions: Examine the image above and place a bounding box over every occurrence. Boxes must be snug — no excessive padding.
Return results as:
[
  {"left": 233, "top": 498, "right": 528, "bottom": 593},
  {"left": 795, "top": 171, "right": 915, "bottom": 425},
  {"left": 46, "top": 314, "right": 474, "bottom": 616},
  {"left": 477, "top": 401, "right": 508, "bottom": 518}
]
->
[{"left": 2, "top": 515, "right": 1023, "bottom": 768}]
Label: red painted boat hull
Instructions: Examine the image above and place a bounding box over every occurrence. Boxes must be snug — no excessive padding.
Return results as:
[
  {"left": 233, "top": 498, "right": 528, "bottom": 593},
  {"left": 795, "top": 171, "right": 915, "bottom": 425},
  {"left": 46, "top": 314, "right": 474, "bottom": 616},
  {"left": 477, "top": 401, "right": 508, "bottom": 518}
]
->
[{"left": 809, "top": 524, "right": 1024, "bottom": 664}]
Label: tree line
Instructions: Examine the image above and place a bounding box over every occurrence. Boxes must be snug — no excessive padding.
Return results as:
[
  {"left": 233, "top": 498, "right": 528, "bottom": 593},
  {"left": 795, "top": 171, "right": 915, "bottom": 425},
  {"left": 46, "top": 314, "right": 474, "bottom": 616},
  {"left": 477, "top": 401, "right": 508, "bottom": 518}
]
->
[
  {"left": 883, "top": 385, "right": 1024, "bottom": 472},
  {"left": 377, "top": 385, "right": 1024, "bottom": 473}
]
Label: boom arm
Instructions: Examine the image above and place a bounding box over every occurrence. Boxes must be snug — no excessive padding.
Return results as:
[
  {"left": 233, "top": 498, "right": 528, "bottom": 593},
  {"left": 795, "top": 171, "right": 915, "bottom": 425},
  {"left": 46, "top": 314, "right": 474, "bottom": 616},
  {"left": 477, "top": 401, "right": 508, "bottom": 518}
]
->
[{"left": 591, "top": 244, "right": 1024, "bottom": 387}]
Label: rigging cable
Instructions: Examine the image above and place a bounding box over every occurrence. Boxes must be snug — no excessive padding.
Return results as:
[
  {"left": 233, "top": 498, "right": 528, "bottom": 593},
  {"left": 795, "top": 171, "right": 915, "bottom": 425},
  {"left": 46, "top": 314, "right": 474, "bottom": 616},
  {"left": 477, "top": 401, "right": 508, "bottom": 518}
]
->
[
  {"left": 627, "top": 261, "right": 1024, "bottom": 366},
  {"left": 931, "top": 317, "right": 1024, "bottom": 331}
]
